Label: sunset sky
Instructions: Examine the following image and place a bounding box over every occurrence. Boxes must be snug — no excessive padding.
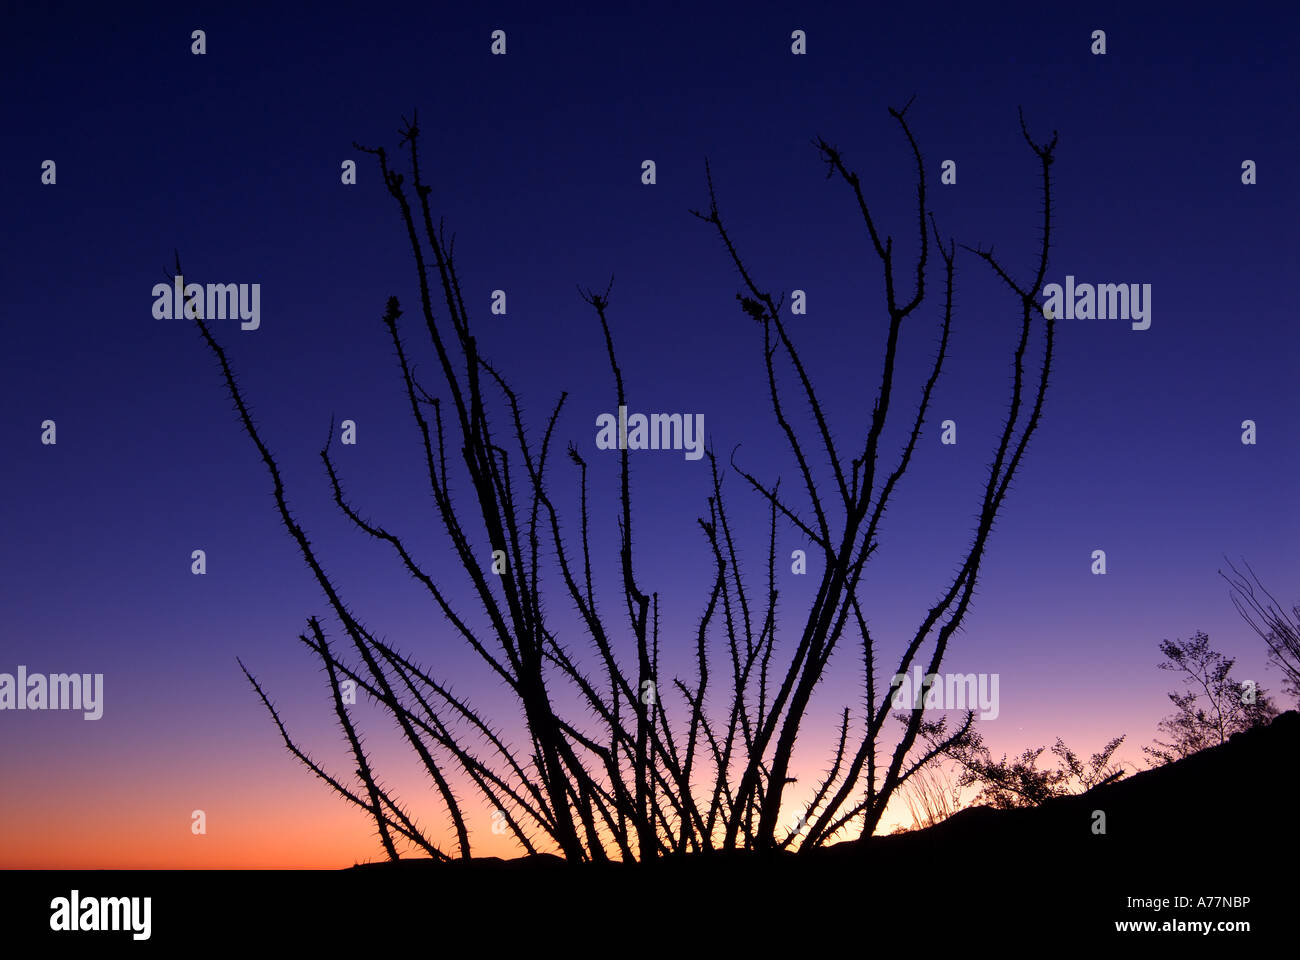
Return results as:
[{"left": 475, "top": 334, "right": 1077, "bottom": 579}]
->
[{"left": 2, "top": 2, "right": 1296, "bottom": 868}]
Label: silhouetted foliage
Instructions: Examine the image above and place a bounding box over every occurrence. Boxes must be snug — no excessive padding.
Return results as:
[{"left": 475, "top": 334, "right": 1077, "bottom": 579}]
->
[
  {"left": 891, "top": 765, "right": 963, "bottom": 831},
  {"left": 1143, "top": 630, "right": 1280, "bottom": 766},
  {"left": 919, "top": 716, "right": 1125, "bottom": 809},
  {"left": 1222, "top": 557, "right": 1300, "bottom": 703},
  {"left": 183, "top": 103, "right": 1061, "bottom": 861}
]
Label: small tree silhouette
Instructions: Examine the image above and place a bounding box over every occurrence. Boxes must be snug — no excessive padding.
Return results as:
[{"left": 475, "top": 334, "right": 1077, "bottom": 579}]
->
[
  {"left": 185, "top": 102, "right": 1060, "bottom": 861},
  {"left": 916, "top": 715, "right": 1126, "bottom": 810},
  {"left": 937, "top": 733, "right": 1126, "bottom": 809},
  {"left": 1143, "top": 631, "right": 1280, "bottom": 766}
]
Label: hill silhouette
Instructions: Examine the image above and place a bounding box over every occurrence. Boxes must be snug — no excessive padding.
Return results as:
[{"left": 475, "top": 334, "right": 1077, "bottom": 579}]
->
[{"left": 341, "top": 711, "right": 1295, "bottom": 942}]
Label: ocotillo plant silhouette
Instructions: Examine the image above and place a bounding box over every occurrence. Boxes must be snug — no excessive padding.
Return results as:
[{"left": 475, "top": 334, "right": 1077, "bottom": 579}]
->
[
  {"left": 1222, "top": 557, "right": 1300, "bottom": 702},
  {"left": 185, "top": 101, "right": 1059, "bottom": 862}
]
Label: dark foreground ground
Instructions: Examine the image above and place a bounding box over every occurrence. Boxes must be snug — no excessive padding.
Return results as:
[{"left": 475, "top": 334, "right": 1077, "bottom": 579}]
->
[{"left": 4, "top": 712, "right": 1294, "bottom": 947}]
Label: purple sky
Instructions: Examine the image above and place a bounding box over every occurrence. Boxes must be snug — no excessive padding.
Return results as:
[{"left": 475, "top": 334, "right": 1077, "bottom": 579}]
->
[{"left": 2, "top": 1, "right": 1296, "bottom": 866}]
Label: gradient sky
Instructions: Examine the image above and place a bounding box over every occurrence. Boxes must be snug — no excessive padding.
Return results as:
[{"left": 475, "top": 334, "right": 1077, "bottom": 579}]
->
[{"left": 2, "top": 1, "right": 1296, "bottom": 868}]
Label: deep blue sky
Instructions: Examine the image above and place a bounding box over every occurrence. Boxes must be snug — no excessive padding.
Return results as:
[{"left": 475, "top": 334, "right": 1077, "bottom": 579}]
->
[{"left": 2, "top": 1, "right": 1296, "bottom": 865}]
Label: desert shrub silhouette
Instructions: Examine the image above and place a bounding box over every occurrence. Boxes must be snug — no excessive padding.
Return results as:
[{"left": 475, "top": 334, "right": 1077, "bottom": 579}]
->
[{"left": 188, "top": 104, "right": 1060, "bottom": 861}]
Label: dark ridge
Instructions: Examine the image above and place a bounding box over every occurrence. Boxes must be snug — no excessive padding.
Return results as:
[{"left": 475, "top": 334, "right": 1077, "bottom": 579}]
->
[{"left": 336, "top": 712, "right": 1296, "bottom": 939}]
